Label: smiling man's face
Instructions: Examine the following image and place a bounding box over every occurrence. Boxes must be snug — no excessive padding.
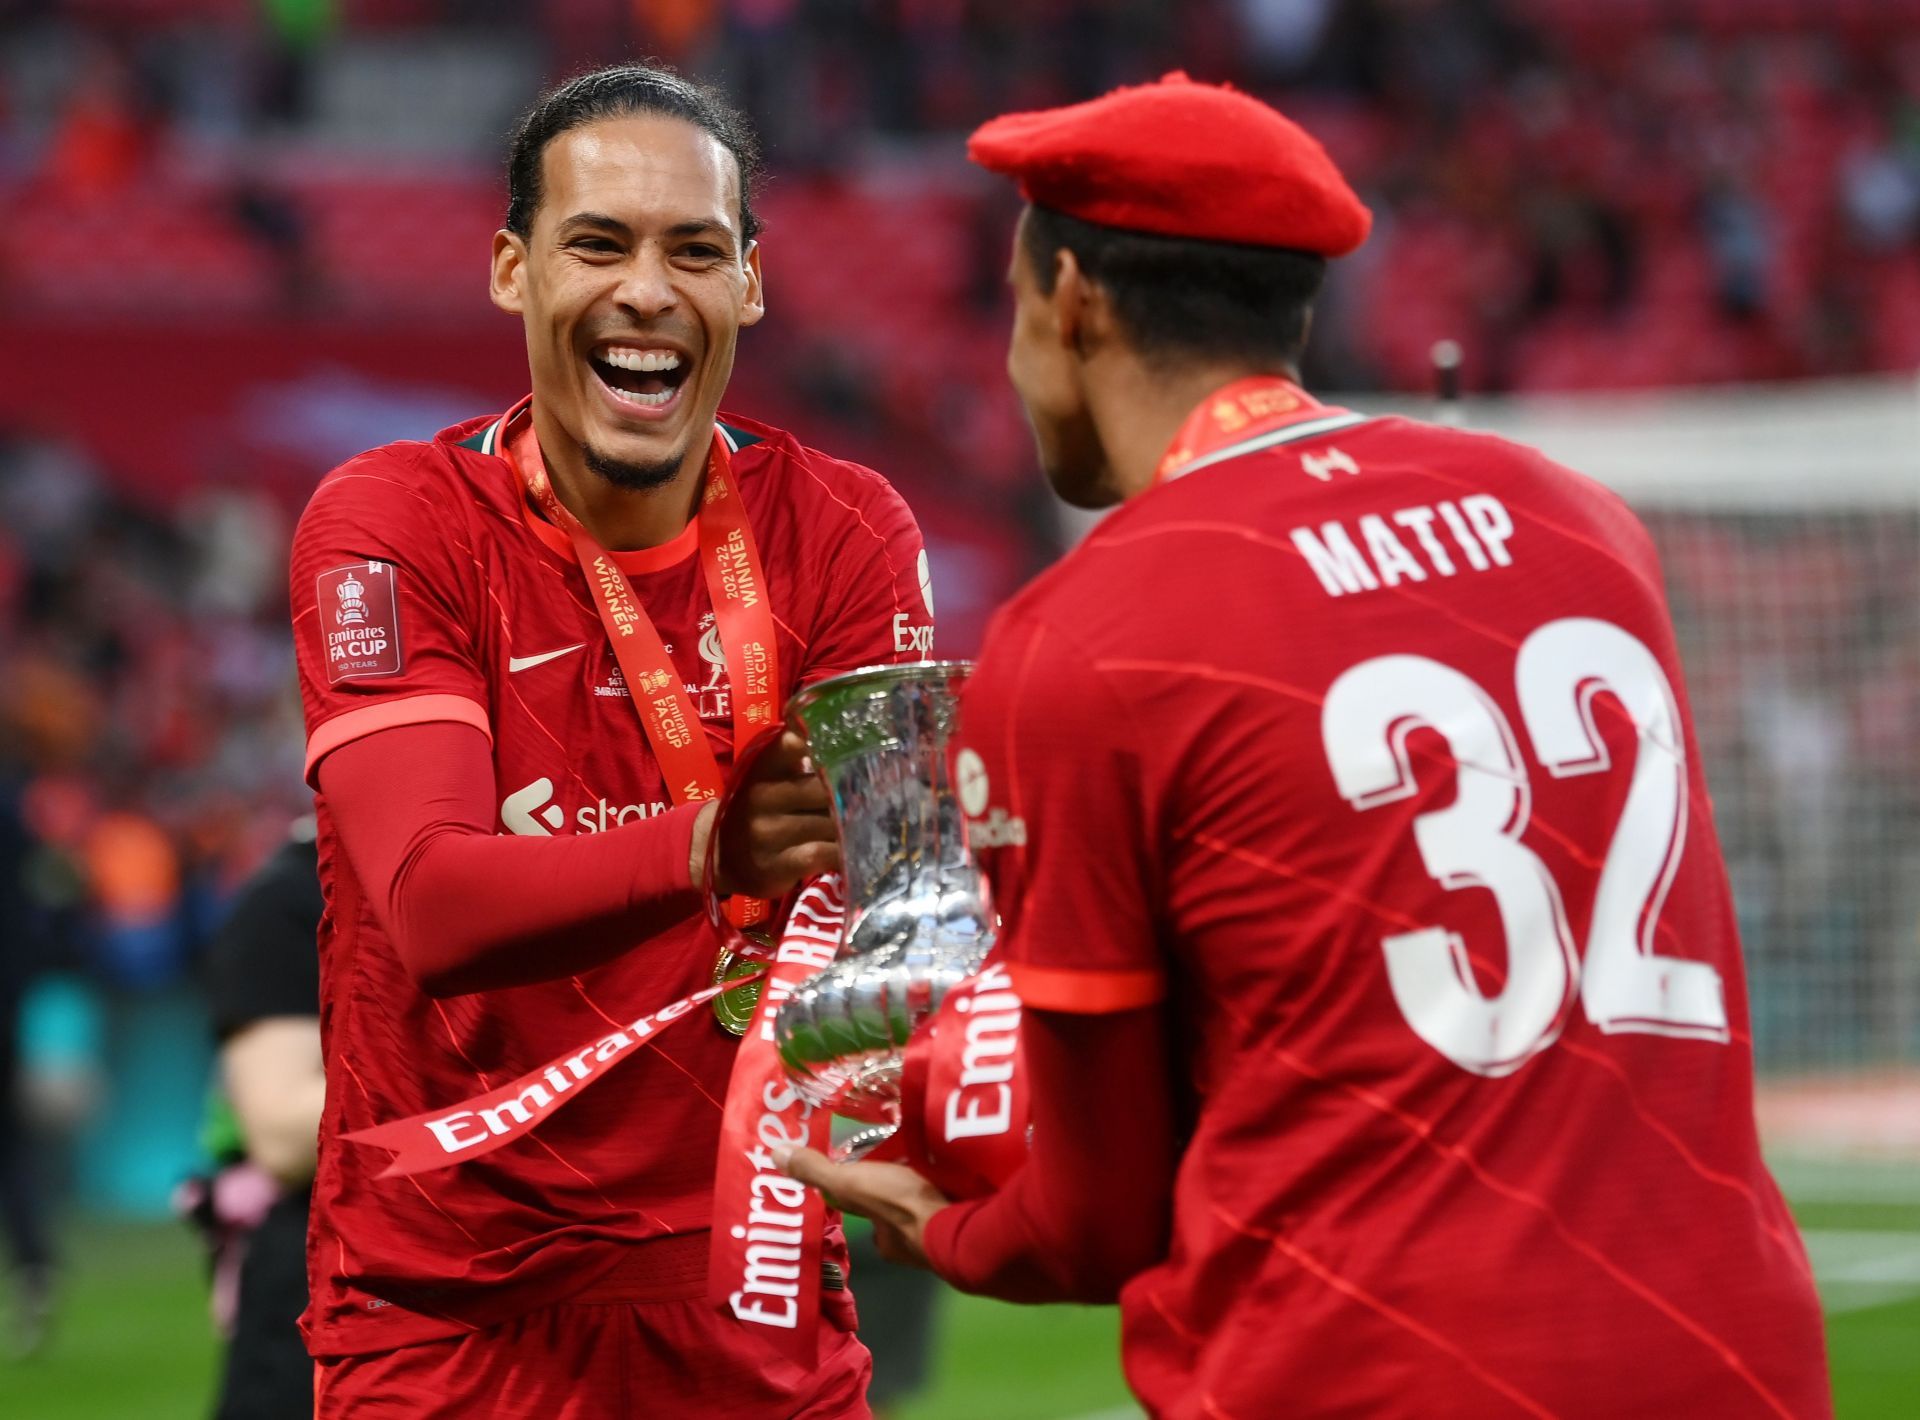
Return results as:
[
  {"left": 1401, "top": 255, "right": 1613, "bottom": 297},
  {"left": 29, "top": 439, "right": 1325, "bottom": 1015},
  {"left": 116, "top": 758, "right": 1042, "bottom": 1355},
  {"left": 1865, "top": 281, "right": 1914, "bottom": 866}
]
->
[{"left": 491, "top": 112, "right": 763, "bottom": 489}]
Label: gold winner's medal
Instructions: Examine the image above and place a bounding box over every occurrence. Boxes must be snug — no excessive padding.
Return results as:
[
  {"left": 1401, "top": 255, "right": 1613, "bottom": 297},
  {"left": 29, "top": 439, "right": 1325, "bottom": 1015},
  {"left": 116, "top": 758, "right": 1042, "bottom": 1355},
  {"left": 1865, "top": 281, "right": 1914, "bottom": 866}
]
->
[{"left": 712, "top": 933, "right": 771, "bottom": 1035}]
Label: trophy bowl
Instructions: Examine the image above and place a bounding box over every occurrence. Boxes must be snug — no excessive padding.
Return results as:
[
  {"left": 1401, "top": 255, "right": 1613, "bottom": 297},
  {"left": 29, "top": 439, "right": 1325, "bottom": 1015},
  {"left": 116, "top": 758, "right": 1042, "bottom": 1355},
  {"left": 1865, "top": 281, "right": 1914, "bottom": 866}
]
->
[{"left": 773, "top": 662, "right": 995, "bottom": 1149}]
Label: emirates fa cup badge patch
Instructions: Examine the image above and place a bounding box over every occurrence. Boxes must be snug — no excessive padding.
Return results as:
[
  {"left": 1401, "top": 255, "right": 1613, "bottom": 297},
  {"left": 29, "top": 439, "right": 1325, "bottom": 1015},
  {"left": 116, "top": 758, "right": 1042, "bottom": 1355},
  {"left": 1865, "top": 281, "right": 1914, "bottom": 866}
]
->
[{"left": 320, "top": 561, "right": 404, "bottom": 684}]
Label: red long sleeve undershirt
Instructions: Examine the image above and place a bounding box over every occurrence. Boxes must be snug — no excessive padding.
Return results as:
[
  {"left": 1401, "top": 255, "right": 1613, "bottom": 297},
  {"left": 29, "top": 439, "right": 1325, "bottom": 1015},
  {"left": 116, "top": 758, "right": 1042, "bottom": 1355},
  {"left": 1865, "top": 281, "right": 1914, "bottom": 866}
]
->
[
  {"left": 921, "top": 1003, "right": 1178, "bottom": 1305},
  {"left": 323, "top": 721, "right": 1178, "bottom": 1295},
  {"left": 316, "top": 720, "right": 706, "bottom": 997}
]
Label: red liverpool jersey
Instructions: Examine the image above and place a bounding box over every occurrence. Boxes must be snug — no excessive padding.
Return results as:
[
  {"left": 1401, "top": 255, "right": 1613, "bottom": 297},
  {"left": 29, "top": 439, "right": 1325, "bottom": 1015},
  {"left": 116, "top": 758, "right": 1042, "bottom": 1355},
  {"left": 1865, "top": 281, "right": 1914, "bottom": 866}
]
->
[
  {"left": 953, "top": 406, "right": 1830, "bottom": 1418},
  {"left": 290, "top": 402, "right": 932, "bottom": 1357}
]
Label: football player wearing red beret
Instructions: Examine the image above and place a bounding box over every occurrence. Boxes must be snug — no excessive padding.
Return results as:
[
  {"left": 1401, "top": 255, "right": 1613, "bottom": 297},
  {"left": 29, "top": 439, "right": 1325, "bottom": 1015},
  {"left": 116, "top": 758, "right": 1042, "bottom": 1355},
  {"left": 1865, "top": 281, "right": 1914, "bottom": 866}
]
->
[{"left": 783, "top": 74, "right": 1832, "bottom": 1419}]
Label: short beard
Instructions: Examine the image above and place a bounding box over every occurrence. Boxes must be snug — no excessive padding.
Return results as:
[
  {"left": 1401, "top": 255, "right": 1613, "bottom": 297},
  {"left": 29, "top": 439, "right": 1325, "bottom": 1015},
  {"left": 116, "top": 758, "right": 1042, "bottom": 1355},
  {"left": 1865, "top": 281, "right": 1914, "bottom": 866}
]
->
[{"left": 584, "top": 443, "right": 685, "bottom": 491}]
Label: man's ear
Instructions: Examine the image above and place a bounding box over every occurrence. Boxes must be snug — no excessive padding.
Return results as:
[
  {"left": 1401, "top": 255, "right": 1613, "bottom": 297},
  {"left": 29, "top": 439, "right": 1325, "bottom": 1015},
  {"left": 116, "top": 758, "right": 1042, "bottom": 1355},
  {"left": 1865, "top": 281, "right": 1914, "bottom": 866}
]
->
[
  {"left": 1051, "top": 248, "right": 1115, "bottom": 356},
  {"left": 740, "top": 239, "right": 766, "bottom": 328},
  {"left": 490, "top": 229, "right": 527, "bottom": 316},
  {"left": 1050, "top": 248, "right": 1086, "bottom": 351}
]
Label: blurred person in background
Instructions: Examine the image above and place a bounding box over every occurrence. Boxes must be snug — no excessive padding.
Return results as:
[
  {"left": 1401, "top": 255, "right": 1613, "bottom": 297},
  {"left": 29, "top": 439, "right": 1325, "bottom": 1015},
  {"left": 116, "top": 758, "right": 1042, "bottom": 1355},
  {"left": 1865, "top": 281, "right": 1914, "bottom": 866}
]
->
[
  {"left": 191, "top": 820, "right": 323, "bottom": 1420},
  {"left": 845, "top": 1221, "right": 940, "bottom": 1418},
  {"left": 785, "top": 74, "right": 1833, "bottom": 1420},
  {"left": 289, "top": 63, "right": 932, "bottom": 1418},
  {"left": 0, "top": 752, "right": 54, "bottom": 1359}
]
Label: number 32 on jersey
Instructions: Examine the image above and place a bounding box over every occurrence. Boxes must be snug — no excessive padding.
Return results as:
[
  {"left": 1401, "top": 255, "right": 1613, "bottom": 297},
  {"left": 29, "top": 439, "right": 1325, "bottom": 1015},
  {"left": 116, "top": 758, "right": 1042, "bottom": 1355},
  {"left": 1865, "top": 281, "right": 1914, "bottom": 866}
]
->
[{"left": 1321, "top": 616, "right": 1729, "bottom": 1077}]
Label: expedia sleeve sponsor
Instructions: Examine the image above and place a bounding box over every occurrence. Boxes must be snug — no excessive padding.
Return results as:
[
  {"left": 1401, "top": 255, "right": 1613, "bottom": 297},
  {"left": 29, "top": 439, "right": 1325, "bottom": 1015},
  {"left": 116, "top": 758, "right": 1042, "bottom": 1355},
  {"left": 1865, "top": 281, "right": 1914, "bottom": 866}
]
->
[
  {"left": 891, "top": 546, "right": 937, "bottom": 655},
  {"left": 318, "top": 561, "right": 404, "bottom": 684}
]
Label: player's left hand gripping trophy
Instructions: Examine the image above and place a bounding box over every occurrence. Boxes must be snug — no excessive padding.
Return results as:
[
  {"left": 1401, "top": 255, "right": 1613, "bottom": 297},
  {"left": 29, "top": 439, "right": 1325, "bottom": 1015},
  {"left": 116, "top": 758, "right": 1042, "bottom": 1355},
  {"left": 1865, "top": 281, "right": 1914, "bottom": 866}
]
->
[{"left": 773, "top": 662, "right": 995, "bottom": 1158}]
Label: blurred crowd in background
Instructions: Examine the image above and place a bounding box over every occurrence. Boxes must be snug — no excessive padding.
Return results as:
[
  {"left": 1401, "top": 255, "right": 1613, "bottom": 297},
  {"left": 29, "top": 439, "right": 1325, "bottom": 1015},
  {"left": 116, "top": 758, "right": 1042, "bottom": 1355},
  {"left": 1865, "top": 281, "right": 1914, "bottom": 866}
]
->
[
  {"left": 0, "top": 0, "right": 1914, "bottom": 1234},
  {"left": 4, "top": 0, "right": 1920, "bottom": 380},
  {"left": 0, "top": 433, "right": 300, "bottom": 977}
]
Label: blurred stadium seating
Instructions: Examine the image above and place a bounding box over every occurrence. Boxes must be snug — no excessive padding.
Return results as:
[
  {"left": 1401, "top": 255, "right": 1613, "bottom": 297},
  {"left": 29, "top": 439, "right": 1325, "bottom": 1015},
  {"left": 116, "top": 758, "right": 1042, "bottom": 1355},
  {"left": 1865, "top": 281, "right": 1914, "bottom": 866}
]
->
[{"left": 0, "top": 0, "right": 1915, "bottom": 1412}]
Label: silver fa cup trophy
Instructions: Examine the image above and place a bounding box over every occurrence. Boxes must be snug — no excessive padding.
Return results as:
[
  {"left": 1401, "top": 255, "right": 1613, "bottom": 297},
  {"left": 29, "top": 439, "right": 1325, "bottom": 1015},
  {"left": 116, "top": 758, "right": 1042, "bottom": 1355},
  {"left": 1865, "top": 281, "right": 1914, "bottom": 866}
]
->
[{"left": 774, "top": 661, "right": 996, "bottom": 1157}]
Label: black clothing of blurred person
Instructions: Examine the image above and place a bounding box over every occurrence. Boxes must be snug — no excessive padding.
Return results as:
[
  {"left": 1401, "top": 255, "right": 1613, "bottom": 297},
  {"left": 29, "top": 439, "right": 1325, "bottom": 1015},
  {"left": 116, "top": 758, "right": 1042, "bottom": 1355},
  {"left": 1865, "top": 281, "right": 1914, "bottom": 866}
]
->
[
  {"left": 0, "top": 770, "right": 54, "bottom": 1359},
  {"left": 201, "top": 826, "right": 323, "bottom": 1419}
]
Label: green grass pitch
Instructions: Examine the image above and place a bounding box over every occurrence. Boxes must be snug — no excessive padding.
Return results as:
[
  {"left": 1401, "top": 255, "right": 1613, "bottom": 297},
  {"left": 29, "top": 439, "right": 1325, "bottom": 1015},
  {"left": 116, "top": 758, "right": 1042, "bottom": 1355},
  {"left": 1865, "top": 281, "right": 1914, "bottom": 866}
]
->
[{"left": 1, "top": 1204, "right": 1913, "bottom": 1419}]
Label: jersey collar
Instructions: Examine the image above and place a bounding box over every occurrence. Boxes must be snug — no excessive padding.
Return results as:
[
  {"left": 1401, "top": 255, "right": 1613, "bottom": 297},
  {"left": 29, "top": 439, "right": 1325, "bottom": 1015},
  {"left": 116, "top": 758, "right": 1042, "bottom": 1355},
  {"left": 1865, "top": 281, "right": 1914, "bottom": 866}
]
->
[
  {"left": 488, "top": 395, "right": 701, "bottom": 574},
  {"left": 1154, "top": 377, "right": 1368, "bottom": 486}
]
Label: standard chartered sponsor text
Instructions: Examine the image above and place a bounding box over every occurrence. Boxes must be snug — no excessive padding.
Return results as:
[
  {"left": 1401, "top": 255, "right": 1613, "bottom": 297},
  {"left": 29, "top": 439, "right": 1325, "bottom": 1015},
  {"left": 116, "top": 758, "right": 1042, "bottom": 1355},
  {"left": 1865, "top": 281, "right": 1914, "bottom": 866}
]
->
[{"left": 501, "top": 776, "right": 672, "bottom": 836}]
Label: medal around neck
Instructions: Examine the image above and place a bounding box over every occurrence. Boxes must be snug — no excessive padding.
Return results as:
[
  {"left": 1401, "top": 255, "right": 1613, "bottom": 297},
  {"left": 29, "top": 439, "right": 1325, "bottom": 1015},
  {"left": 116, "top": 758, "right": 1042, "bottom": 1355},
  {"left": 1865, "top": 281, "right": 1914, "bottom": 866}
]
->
[
  {"left": 709, "top": 932, "right": 769, "bottom": 1035},
  {"left": 771, "top": 661, "right": 996, "bottom": 1159}
]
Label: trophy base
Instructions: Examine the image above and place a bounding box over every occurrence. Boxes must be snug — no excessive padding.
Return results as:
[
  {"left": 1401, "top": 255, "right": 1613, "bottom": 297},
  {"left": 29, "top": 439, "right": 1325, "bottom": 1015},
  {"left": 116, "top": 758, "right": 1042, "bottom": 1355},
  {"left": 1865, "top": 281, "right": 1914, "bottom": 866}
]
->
[
  {"left": 796, "top": 1056, "right": 902, "bottom": 1123},
  {"left": 832, "top": 1122, "right": 900, "bottom": 1162}
]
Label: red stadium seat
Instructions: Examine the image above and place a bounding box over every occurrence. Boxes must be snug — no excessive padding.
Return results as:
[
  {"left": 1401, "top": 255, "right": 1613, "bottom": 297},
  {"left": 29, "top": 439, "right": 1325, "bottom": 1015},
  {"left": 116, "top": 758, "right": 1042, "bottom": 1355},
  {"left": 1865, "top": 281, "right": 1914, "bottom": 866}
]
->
[{"left": 0, "top": 179, "right": 279, "bottom": 315}]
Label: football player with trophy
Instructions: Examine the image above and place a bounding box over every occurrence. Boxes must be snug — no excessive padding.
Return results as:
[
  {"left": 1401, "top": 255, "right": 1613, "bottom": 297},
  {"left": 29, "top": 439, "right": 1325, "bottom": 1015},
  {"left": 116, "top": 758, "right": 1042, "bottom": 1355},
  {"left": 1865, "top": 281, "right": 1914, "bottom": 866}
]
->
[
  {"left": 777, "top": 74, "right": 1832, "bottom": 1420},
  {"left": 292, "top": 64, "right": 931, "bottom": 1418}
]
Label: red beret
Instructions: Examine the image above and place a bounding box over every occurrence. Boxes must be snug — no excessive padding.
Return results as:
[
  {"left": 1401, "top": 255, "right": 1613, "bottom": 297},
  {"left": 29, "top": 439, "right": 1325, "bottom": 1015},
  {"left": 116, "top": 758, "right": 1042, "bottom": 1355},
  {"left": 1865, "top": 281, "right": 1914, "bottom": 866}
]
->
[{"left": 967, "top": 72, "right": 1371, "bottom": 258}]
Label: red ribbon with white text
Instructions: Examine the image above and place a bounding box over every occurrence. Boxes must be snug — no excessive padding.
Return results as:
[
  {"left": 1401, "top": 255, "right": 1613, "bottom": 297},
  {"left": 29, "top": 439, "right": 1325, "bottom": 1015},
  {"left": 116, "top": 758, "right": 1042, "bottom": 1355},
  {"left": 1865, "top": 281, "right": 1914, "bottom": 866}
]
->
[
  {"left": 708, "top": 876, "right": 847, "bottom": 1364},
  {"left": 343, "top": 975, "right": 758, "bottom": 1177},
  {"left": 875, "top": 958, "right": 1031, "bottom": 1200}
]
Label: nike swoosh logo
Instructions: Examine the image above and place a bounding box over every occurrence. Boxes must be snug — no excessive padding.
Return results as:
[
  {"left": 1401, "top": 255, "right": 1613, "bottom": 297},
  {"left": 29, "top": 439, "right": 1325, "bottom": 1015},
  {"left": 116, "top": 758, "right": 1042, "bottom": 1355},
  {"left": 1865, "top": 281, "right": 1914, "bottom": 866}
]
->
[{"left": 507, "top": 643, "right": 587, "bottom": 673}]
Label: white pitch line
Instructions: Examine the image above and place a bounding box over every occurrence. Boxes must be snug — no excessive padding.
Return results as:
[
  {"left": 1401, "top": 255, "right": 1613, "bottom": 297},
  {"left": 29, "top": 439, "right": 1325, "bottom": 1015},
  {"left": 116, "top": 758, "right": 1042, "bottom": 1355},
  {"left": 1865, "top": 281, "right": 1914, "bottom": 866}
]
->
[
  {"left": 1825, "top": 1291, "right": 1920, "bottom": 1316},
  {"left": 1826, "top": 1251, "right": 1920, "bottom": 1283},
  {"left": 1803, "top": 1229, "right": 1920, "bottom": 1278},
  {"left": 1804, "top": 1228, "right": 1920, "bottom": 1315}
]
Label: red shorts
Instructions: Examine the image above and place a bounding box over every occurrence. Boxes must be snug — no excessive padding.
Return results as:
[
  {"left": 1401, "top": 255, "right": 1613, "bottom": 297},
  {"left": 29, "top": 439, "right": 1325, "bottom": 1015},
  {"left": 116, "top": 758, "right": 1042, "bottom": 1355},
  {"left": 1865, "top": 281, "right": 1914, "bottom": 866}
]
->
[{"left": 314, "top": 1236, "right": 872, "bottom": 1418}]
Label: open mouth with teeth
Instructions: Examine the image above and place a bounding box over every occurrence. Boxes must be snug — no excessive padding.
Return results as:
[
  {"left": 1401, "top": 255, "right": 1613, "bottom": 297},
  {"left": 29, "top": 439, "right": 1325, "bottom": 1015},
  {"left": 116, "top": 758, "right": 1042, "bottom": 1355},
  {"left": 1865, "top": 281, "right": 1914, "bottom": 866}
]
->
[{"left": 590, "top": 346, "right": 691, "bottom": 410}]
